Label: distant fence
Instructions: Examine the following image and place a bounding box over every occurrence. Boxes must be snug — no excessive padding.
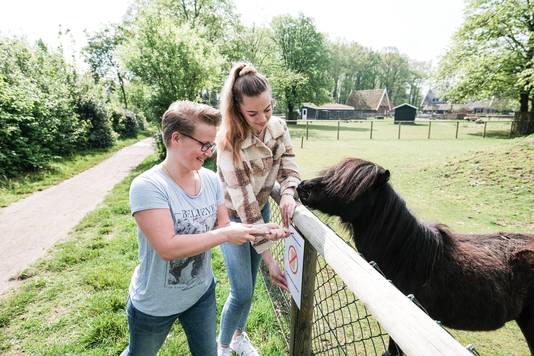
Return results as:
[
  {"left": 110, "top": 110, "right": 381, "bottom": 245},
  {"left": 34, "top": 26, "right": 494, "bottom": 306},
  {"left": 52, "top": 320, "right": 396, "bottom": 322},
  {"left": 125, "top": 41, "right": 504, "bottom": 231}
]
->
[
  {"left": 286, "top": 119, "right": 516, "bottom": 143},
  {"left": 261, "top": 187, "right": 476, "bottom": 355}
]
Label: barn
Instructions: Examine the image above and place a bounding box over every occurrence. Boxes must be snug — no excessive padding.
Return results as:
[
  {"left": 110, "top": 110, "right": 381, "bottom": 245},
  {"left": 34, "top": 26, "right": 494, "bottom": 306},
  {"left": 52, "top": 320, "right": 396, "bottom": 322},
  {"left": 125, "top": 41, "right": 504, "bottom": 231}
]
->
[{"left": 345, "top": 89, "right": 392, "bottom": 119}]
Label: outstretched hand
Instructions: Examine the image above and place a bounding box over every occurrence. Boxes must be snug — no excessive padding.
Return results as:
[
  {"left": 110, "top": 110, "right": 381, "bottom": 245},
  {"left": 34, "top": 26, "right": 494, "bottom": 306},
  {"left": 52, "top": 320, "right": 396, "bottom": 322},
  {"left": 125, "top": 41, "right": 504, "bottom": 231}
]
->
[
  {"left": 279, "top": 194, "right": 297, "bottom": 228},
  {"left": 255, "top": 222, "right": 290, "bottom": 241},
  {"left": 267, "top": 261, "right": 289, "bottom": 291},
  {"left": 220, "top": 224, "right": 262, "bottom": 245}
]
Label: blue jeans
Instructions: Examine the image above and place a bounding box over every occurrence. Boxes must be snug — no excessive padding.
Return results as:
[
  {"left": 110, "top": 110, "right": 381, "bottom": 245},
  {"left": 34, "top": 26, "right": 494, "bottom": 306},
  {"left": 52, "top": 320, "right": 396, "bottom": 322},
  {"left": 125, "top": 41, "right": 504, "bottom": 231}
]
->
[
  {"left": 219, "top": 203, "right": 270, "bottom": 346},
  {"left": 121, "top": 279, "right": 217, "bottom": 356}
]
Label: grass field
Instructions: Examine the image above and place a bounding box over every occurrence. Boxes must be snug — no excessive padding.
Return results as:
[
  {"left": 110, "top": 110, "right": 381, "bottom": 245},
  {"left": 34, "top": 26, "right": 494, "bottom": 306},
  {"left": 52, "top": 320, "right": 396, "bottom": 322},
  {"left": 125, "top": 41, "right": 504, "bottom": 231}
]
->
[{"left": 0, "top": 121, "right": 532, "bottom": 355}]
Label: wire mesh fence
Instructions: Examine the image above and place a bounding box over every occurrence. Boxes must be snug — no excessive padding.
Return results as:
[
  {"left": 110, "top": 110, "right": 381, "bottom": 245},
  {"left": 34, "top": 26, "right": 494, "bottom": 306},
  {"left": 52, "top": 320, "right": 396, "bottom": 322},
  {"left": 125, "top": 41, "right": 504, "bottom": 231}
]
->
[{"left": 261, "top": 198, "right": 390, "bottom": 355}]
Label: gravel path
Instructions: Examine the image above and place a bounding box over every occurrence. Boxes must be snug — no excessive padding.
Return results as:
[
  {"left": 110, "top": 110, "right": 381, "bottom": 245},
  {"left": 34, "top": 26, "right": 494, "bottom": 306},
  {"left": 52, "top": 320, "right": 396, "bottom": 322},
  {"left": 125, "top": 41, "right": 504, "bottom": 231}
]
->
[{"left": 0, "top": 138, "right": 155, "bottom": 295}]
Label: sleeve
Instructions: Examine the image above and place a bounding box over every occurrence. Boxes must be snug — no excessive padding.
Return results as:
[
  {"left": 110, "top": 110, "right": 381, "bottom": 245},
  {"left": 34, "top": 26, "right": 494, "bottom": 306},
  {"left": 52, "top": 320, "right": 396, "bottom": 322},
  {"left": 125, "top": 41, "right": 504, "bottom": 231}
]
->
[
  {"left": 277, "top": 122, "right": 301, "bottom": 195},
  {"left": 129, "top": 175, "right": 169, "bottom": 215},
  {"left": 212, "top": 171, "right": 225, "bottom": 206},
  {"left": 216, "top": 148, "right": 264, "bottom": 225}
]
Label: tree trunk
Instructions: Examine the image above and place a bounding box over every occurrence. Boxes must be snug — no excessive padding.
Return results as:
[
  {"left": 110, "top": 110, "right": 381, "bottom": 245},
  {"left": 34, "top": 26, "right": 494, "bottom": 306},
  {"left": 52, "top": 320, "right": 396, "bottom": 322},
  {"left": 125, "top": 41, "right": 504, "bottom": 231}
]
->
[
  {"left": 287, "top": 102, "right": 298, "bottom": 120},
  {"left": 511, "top": 91, "right": 534, "bottom": 135},
  {"left": 332, "top": 78, "right": 339, "bottom": 103},
  {"left": 117, "top": 72, "right": 128, "bottom": 110},
  {"left": 520, "top": 90, "right": 529, "bottom": 113}
]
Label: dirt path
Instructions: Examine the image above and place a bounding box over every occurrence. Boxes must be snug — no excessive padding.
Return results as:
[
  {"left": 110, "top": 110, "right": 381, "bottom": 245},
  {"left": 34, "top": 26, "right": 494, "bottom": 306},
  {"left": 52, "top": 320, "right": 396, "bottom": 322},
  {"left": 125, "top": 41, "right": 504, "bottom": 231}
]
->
[{"left": 0, "top": 138, "right": 155, "bottom": 295}]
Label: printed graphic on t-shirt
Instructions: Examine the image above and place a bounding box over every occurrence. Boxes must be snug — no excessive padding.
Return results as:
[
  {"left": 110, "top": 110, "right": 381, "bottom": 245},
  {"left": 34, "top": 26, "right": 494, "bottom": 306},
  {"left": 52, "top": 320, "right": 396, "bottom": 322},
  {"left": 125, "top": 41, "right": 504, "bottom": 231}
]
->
[{"left": 165, "top": 205, "right": 216, "bottom": 289}]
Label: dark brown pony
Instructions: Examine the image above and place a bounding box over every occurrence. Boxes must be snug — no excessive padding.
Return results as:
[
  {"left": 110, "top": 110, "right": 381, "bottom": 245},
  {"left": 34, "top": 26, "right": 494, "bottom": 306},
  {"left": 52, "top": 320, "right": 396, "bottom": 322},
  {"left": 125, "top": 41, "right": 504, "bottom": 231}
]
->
[{"left": 297, "top": 158, "right": 534, "bottom": 355}]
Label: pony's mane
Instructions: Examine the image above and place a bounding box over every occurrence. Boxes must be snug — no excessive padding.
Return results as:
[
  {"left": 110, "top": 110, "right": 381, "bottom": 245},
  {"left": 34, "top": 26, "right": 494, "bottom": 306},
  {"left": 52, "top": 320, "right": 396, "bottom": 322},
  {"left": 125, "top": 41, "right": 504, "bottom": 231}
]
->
[
  {"left": 356, "top": 184, "right": 447, "bottom": 289},
  {"left": 322, "top": 158, "right": 383, "bottom": 202}
]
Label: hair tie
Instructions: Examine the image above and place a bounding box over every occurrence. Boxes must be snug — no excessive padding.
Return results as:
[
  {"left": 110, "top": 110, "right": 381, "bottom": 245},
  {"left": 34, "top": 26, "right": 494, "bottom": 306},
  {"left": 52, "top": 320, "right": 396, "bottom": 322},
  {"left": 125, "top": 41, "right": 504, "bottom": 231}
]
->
[{"left": 238, "top": 64, "right": 257, "bottom": 77}]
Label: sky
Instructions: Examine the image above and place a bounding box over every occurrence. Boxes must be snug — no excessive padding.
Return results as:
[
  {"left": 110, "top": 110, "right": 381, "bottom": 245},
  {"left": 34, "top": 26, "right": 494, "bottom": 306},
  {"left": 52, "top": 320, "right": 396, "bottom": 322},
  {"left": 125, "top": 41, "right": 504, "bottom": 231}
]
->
[{"left": 0, "top": 0, "right": 466, "bottom": 65}]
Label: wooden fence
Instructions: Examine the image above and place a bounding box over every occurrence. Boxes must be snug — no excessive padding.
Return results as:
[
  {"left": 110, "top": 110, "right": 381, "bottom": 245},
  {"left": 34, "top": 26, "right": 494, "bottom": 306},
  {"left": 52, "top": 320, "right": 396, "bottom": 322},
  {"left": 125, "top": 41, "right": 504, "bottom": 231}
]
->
[
  {"left": 287, "top": 119, "right": 515, "bottom": 143},
  {"left": 265, "top": 186, "right": 475, "bottom": 355}
]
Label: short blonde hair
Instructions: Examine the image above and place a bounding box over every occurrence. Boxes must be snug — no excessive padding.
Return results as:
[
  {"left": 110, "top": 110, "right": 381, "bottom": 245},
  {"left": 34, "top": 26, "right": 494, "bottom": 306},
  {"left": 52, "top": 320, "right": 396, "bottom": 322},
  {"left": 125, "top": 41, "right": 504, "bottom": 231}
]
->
[
  {"left": 161, "top": 101, "right": 221, "bottom": 148},
  {"left": 218, "top": 62, "right": 271, "bottom": 162}
]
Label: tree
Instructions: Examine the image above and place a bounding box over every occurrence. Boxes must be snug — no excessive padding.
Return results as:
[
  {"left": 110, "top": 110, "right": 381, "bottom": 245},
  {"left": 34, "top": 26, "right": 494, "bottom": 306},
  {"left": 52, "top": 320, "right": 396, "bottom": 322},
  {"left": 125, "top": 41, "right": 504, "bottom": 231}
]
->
[
  {"left": 148, "top": 0, "right": 237, "bottom": 43},
  {"left": 326, "top": 40, "right": 373, "bottom": 103},
  {"left": 437, "top": 0, "right": 534, "bottom": 134},
  {"left": 221, "top": 25, "right": 276, "bottom": 69},
  {"left": 271, "top": 15, "right": 331, "bottom": 119},
  {"left": 377, "top": 48, "right": 413, "bottom": 105},
  {"left": 83, "top": 25, "right": 129, "bottom": 109},
  {"left": 120, "top": 11, "right": 221, "bottom": 118}
]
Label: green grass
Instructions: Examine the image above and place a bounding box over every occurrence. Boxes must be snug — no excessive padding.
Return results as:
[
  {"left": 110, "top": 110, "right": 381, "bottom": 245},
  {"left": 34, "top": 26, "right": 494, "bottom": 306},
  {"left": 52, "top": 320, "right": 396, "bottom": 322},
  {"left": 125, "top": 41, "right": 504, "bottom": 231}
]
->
[
  {"left": 0, "top": 129, "right": 155, "bottom": 208},
  {"left": 0, "top": 123, "right": 532, "bottom": 355},
  {"left": 0, "top": 155, "right": 286, "bottom": 355}
]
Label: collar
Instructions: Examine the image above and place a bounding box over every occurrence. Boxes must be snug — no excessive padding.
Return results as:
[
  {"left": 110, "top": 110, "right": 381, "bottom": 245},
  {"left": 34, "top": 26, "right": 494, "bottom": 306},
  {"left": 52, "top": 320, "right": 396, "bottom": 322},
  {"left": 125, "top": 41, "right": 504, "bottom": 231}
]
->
[{"left": 241, "top": 116, "right": 285, "bottom": 149}]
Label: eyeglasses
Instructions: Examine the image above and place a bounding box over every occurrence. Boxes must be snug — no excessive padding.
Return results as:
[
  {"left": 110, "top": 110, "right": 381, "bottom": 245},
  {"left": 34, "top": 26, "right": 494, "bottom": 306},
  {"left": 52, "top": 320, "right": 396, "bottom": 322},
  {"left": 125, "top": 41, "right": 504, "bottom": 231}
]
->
[{"left": 179, "top": 132, "right": 216, "bottom": 152}]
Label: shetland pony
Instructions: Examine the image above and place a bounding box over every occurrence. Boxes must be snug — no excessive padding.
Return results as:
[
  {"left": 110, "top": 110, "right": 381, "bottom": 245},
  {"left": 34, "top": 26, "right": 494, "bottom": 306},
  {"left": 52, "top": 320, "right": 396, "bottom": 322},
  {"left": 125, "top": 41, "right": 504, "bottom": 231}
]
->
[{"left": 297, "top": 158, "right": 534, "bottom": 355}]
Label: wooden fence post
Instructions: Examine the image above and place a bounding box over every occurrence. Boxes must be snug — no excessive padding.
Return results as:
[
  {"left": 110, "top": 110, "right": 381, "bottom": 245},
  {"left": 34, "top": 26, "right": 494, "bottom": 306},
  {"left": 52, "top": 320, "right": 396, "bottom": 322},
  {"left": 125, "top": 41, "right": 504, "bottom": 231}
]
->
[
  {"left": 509, "top": 121, "right": 514, "bottom": 138},
  {"left": 337, "top": 120, "right": 340, "bottom": 140},
  {"left": 306, "top": 121, "right": 309, "bottom": 141},
  {"left": 300, "top": 136, "right": 304, "bottom": 149},
  {"left": 397, "top": 121, "right": 402, "bottom": 140},
  {"left": 483, "top": 121, "right": 487, "bottom": 138},
  {"left": 427, "top": 121, "right": 432, "bottom": 139},
  {"left": 289, "top": 238, "right": 318, "bottom": 356},
  {"left": 370, "top": 121, "right": 374, "bottom": 140},
  {"left": 455, "top": 121, "right": 460, "bottom": 139}
]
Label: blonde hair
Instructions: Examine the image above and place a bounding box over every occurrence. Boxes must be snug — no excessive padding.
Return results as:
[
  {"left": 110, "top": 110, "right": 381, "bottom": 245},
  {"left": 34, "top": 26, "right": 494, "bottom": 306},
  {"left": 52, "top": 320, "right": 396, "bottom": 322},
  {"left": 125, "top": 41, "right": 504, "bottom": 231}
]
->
[
  {"left": 218, "top": 62, "right": 271, "bottom": 162},
  {"left": 161, "top": 101, "right": 221, "bottom": 148}
]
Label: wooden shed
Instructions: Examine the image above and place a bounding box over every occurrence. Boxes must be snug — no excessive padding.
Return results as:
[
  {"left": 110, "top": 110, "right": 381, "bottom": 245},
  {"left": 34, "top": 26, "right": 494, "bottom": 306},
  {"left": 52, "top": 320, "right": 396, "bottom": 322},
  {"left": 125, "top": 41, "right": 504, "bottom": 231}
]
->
[
  {"left": 393, "top": 103, "right": 417, "bottom": 123},
  {"left": 300, "top": 103, "right": 355, "bottom": 120}
]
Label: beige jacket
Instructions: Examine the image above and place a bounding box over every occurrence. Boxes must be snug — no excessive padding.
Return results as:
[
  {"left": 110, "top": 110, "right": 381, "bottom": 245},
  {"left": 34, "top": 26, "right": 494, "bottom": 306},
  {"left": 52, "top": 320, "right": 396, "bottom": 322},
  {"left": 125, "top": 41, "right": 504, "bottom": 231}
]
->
[{"left": 217, "top": 116, "right": 301, "bottom": 251}]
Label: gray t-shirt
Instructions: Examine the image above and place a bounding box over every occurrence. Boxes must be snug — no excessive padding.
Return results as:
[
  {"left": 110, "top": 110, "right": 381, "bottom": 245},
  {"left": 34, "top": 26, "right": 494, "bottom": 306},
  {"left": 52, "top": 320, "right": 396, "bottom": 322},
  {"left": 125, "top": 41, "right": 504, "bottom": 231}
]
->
[{"left": 128, "top": 164, "right": 223, "bottom": 316}]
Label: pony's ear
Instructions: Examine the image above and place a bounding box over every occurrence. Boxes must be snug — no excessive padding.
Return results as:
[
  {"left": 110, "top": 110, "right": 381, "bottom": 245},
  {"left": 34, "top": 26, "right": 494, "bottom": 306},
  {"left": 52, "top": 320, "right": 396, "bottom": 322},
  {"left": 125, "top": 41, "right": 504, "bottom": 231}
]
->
[{"left": 376, "top": 169, "right": 390, "bottom": 186}]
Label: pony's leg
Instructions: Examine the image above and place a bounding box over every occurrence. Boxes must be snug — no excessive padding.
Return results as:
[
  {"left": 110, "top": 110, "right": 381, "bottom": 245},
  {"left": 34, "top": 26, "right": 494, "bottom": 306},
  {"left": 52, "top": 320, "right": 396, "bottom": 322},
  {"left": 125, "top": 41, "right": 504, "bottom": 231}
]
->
[
  {"left": 382, "top": 337, "right": 403, "bottom": 356},
  {"left": 516, "top": 311, "right": 534, "bottom": 355}
]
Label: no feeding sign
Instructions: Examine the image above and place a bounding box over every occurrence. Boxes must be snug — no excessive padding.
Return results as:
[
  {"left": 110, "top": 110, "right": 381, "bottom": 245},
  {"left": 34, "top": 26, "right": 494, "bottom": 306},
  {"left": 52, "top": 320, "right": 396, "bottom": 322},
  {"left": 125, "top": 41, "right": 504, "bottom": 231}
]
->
[{"left": 284, "top": 226, "right": 305, "bottom": 309}]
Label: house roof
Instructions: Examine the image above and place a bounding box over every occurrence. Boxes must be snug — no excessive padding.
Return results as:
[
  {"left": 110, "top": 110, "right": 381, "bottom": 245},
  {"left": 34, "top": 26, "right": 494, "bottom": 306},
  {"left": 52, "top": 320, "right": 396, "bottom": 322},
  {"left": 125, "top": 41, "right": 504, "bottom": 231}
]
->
[
  {"left": 346, "top": 89, "right": 391, "bottom": 111},
  {"left": 393, "top": 103, "right": 417, "bottom": 110},
  {"left": 421, "top": 88, "right": 445, "bottom": 106},
  {"left": 302, "top": 102, "right": 355, "bottom": 110}
]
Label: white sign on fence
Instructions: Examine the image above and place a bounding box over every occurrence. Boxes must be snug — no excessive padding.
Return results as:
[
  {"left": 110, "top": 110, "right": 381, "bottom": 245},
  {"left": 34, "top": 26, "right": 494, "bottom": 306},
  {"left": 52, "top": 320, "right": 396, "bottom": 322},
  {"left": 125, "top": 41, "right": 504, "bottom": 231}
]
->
[{"left": 284, "top": 226, "right": 305, "bottom": 309}]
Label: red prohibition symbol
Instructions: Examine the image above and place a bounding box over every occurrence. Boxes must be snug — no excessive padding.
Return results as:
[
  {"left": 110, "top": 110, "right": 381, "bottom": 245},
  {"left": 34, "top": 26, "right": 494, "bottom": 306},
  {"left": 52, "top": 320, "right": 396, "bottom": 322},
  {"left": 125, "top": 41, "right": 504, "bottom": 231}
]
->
[{"left": 288, "top": 245, "right": 298, "bottom": 274}]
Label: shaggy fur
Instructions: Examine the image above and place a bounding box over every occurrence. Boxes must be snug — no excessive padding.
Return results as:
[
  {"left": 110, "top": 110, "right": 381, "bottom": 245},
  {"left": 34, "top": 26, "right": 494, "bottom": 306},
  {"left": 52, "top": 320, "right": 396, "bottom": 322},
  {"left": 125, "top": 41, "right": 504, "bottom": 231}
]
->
[{"left": 297, "top": 158, "right": 534, "bottom": 355}]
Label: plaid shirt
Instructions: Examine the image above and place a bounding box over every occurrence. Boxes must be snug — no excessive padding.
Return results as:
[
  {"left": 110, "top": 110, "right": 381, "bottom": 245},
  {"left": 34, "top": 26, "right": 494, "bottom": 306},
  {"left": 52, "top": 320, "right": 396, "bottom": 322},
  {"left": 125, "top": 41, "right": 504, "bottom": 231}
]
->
[{"left": 217, "top": 116, "right": 301, "bottom": 227}]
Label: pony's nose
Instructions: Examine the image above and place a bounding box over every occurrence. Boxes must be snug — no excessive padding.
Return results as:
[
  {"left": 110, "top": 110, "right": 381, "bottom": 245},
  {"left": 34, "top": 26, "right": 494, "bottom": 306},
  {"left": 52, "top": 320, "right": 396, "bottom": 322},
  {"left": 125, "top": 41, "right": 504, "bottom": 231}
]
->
[{"left": 297, "top": 182, "right": 310, "bottom": 201}]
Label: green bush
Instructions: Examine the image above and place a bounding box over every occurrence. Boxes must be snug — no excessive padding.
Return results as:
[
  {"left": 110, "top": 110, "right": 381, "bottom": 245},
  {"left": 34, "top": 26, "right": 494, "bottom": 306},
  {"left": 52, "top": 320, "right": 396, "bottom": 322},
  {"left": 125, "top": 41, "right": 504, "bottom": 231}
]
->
[
  {"left": 122, "top": 111, "right": 139, "bottom": 138},
  {"left": 110, "top": 109, "right": 142, "bottom": 138},
  {"left": 76, "top": 96, "right": 115, "bottom": 149},
  {"left": 0, "top": 38, "right": 86, "bottom": 178}
]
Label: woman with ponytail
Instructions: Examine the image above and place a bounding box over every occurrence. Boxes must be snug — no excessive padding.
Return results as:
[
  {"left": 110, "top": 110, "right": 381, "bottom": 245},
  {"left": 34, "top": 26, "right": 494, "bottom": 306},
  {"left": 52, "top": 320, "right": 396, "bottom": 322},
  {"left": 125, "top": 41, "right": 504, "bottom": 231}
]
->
[{"left": 216, "top": 63, "right": 301, "bottom": 356}]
